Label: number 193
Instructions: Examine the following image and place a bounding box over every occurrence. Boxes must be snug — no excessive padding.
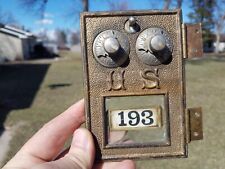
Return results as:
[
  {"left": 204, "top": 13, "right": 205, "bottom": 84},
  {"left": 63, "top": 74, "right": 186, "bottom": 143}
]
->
[{"left": 118, "top": 110, "right": 154, "bottom": 127}]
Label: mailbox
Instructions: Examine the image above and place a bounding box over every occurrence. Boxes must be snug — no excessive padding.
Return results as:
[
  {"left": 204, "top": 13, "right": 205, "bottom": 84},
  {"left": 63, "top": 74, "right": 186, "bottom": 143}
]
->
[{"left": 80, "top": 9, "right": 203, "bottom": 161}]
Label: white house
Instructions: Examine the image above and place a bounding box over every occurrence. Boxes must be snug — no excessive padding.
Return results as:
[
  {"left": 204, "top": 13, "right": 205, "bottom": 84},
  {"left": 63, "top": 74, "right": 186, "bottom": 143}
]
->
[
  {"left": 0, "top": 24, "right": 36, "bottom": 62},
  {"left": 213, "top": 35, "right": 225, "bottom": 53}
]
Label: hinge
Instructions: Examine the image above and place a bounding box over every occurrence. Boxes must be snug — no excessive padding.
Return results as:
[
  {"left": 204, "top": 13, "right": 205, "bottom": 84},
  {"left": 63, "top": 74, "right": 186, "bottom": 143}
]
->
[
  {"left": 186, "top": 107, "right": 203, "bottom": 143},
  {"left": 182, "top": 23, "right": 203, "bottom": 59}
]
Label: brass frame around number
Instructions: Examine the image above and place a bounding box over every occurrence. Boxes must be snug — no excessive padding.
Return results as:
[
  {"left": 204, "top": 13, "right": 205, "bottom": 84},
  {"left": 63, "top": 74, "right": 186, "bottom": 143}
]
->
[{"left": 109, "top": 106, "right": 162, "bottom": 131}]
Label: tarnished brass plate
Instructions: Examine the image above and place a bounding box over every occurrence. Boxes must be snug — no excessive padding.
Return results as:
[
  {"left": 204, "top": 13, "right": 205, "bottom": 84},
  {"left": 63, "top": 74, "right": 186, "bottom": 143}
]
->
[
  {"left": 110, "top": 107, "right": 162, "bottom": 130},
  {"left": 81, "top": 9, "right": 187, "bottom": 161}
]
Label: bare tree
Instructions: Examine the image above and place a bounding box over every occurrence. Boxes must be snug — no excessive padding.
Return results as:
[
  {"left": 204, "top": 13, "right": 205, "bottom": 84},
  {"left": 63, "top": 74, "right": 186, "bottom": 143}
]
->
[
  {"left": 107, "top": 0, "right": 129, "bottom": 11},
  {"left": 163, "top": 0, "right": 182, "bottom": 9},
  {"left": 70, "top": 31, "right": 80, "bottom": 45},
  {"left": 19, "top": 0, "right": 89, "bottom": 19},
  {"left": 176, "top": 0, "right": 182, "bottom": 8},
  {"left": 82, "top": 0, "right": 89, "bottom": 12},
  {"left": 163, "top": 0, "right": 172, "bottom": 10},
  {"left": 0, "top": 8, "right": 18, "bottom": 25},
  {"left": 55, "top": 29, "right": 67, "bottom": 47},
  {"left": 188, "top": 0, "right": 216, "bottom": 49},
  {"left": 214, "top": 0, "right": 225, "bottom": 53},
  {"left": 20, "top": 0, "right": 48, "bottom": 18}
]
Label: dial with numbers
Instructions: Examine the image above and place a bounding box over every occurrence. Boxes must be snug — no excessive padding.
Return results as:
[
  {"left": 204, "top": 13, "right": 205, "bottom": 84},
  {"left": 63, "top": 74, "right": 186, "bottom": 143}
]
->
[
  {"left": 110, "top": 107, "right": 162, "bottom": 130},
  {"left": 136, "top": 27, "right": 173, "bottom": 66},
  {"left": 93, "top": 30, "right": 130, "bottom": 68}
]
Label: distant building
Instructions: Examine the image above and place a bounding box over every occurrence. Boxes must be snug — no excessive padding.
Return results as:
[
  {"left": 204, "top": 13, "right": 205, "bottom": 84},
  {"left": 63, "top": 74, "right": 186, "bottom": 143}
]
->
[
  {"left": 0, "top": 24, "right": 36, "bottom": 62},
  {"left": 213, "top": 34, "right": 225, "bottom": 53},
  {"left": 43, "top": 42, "right": 59, "bottom": 55},
  {"left": 204, "top": 34, "right": 225, "bottom": 53}
]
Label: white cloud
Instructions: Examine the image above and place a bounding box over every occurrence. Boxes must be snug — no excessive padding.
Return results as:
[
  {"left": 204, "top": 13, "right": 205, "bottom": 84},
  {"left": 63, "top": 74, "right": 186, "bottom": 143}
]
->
[
  {"left": 35, "top": 19, "right": 53, "bottom": 25},
  {"left": 44, "top": 12, "right": 54, "bottom": 18}
]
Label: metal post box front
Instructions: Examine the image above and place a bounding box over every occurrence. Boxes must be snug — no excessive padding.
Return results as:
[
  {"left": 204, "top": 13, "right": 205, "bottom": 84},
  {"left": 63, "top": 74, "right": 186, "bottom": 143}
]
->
[{"left": 80, "top": 9, "right": 203, "bottom": 161}]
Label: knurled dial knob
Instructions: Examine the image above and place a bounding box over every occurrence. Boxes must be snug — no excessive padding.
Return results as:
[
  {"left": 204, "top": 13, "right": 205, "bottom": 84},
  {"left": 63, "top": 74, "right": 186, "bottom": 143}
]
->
[
  {"left": 150, "top": 35, "right": 166, "bottom": 52},
  {"left": 136, "top": 27, "right": 173, "bottom": 66},
  {"left": 104, "top": 37, "right": 120, "bottom": 54},
  {"left": 93, "top": 30, "right": 130, "bottom": 68}
]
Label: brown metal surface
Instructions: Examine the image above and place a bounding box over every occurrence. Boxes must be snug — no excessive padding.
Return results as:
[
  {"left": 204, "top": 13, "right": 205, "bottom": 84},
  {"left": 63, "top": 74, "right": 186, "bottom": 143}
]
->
[
  {"left": 187, "top": 107, "right": 203, "bottom": 142},
  {"left": 185, "top": 23, "right": 203, "bottom": 58},
  {"left": 80, "top": 9, "right": 187, "bottom": 161}
]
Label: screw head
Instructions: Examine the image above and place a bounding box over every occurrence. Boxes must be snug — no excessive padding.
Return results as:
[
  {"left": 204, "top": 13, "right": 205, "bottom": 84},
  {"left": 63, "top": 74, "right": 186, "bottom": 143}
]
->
[
  {"left": 150, "top": 35, "right": 166, "bottom": 52},
  {"left": 195, "top": 112, "right": 200, "bottom": 118},
  {"left": 193, "top": 132, "right": 199, "bottom": 137},
  {"left": 128, "top": 16, "right": 136, "bottom": 26},
  {"left": 104, "top": 37, "right": 120, "bottom": 55}
]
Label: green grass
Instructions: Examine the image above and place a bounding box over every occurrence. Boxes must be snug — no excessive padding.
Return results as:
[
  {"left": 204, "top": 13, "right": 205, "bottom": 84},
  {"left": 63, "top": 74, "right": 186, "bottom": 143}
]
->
[
  {"left": 1, "top": 54, "right": 225, "bottom": 168},
  {"left": 1, "top": 52, "right": 83, "bottom": 165}
]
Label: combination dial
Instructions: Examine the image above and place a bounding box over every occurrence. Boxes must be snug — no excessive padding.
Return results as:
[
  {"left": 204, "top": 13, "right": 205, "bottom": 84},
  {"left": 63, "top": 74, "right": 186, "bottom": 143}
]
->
[
  {"left": 136, "top": 27, "right": 173, "bottom": 66},
  {"left": 93, "top": 30, "right": 130, "bottom": 68}
]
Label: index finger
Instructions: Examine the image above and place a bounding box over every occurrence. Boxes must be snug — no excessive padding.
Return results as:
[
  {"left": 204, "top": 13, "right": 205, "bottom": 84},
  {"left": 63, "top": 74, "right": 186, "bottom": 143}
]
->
[{"left": 20, "top": 99, "right": 85, "bottom": 162}]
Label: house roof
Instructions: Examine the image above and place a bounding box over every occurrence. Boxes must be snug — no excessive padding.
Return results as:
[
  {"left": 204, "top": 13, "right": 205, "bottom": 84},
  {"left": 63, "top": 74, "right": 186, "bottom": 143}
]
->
[{"left": 0, "top": 24, "right": 35, "bottom": 39}]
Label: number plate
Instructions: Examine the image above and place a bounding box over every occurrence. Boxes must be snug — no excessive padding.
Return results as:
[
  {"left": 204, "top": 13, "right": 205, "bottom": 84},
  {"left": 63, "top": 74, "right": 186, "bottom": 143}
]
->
[{"left": 110, "top": 107, "right": 162, "bottom": 131}]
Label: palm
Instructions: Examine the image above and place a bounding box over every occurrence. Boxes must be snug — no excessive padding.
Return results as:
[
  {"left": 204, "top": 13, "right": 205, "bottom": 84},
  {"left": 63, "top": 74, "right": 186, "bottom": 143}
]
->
[{"left": 3, "top": 100, "right": 135, "bottom": 169}]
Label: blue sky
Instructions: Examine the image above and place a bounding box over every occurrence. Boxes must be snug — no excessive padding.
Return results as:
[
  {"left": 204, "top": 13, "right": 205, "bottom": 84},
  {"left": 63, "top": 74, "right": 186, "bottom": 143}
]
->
[{"left": 0, "top": 0, "right": 192, "bottom": 32}]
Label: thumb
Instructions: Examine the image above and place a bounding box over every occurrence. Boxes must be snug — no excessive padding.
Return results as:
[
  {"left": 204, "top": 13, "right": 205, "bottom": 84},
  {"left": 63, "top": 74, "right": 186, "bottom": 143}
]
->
[
  {"left": 65, "top": 128, "right": 95, "bottom": 169},
  {"left": 33, "top": 128, "right": 95, "bottom": 169}
]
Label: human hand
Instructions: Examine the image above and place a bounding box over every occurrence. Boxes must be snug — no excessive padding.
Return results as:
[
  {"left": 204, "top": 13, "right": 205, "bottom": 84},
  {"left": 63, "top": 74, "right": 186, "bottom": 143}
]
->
[{"left": 3, "top": 99, "right": 135, "bottom": 169}]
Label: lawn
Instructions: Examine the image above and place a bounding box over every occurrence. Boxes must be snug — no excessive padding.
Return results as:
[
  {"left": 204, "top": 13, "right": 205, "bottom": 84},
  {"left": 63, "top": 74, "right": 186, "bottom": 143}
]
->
[{"left": 1, "top": 52, "right": 225, "bottom": 168}]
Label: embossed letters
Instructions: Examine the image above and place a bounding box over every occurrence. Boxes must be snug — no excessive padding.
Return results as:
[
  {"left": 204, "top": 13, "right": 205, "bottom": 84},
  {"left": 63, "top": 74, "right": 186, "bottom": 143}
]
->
[
  {"left": 107, "top": 69, "right": 160, "bottom": 91},
  {"left": 107, "top": 70, "right": 126, "bottom": 91},
  {"left": 140, "top": 68, "right": 160, "bottom": 89}
]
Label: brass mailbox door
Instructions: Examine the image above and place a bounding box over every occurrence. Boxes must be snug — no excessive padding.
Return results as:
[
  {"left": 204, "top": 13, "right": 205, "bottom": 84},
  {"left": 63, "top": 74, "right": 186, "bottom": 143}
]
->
[{"left": 81, "top": 10, "right": 186, "bottom": 160}]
